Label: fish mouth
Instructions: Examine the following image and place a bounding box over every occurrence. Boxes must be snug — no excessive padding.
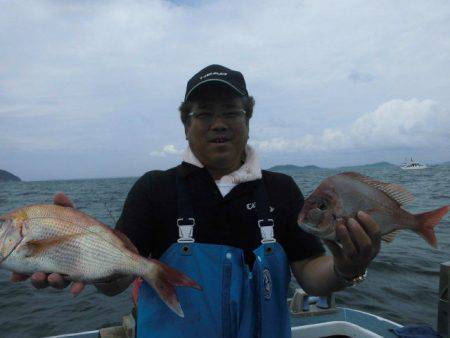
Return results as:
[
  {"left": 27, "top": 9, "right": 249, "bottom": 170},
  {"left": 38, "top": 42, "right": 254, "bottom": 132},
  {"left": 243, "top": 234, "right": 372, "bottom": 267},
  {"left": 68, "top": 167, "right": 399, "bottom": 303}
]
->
[
  {"left": 299, "top": 222, "right": 324, "bottom": 236},
  {"left": 299, "top": 221, "right": 335, "bottom": 239},
  {"left": 0, "top": 235, "right": 24, "bottom": 264},
  {"left": 298, "top": 212, "right": 306, "bottom": 224},
  {"left": 298, "top": 208, "right": 312, "bottom": 225},
  {"left": 0, "top": 219, "right": 25, "bottom": 264}
]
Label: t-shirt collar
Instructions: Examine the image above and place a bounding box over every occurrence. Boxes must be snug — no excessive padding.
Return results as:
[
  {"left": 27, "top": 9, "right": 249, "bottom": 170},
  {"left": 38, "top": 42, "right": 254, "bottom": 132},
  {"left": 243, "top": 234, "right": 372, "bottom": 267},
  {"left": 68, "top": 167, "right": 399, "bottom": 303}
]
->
[{"left": 182, "top": 145, "right": 262, "bottom": 184}]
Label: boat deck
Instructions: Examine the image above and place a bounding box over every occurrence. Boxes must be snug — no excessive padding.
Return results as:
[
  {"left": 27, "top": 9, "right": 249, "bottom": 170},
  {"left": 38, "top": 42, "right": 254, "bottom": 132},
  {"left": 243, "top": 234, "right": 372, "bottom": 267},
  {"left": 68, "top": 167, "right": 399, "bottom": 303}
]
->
[
  {"left": 291, "top": 307, "right": 401, "bottom": 338},
  {"left": 45, "top": 306, "right": 401, "bottom": 338}
]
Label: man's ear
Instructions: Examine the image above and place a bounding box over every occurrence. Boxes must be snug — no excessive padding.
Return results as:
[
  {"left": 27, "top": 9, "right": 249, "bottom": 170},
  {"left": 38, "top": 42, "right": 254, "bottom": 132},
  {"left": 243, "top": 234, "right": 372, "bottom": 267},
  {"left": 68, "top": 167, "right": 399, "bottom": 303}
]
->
[
  {"left": 245, "top": 119, "right": 250, "bottom": 140},
  {"left": 184, "top": 123, "right": 189, "bottom": 140}
]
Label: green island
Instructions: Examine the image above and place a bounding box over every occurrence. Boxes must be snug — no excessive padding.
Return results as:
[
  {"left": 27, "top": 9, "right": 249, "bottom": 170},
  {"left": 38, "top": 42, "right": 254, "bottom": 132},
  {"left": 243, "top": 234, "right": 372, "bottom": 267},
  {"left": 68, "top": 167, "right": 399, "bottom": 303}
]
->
[
  {"left": 268, "top": 162, "right": 397, "bottom": 171},
  {"left": 0, "top": 169, "right": 21, "bottom": 182}
]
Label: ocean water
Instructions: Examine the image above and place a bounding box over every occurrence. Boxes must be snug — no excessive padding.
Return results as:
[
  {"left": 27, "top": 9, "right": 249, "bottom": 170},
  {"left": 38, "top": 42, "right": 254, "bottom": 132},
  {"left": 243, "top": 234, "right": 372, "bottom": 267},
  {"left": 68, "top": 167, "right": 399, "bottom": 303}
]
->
[{"left": 0, "top": 165, "right": 449, "bottom": 337}]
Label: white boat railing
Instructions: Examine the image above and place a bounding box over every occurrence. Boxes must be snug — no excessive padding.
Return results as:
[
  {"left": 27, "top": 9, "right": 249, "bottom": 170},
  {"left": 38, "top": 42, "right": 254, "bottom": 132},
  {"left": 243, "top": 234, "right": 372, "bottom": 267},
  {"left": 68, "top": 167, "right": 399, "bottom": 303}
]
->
[
  {"left": 41, "top": 260, "right": 450, "bottom": 338},
  {"left": 291, "top": 321, "right": 383, "bottom": 338},
  {"left": 44, "top": 331, "right": 99, "bottom": 338}
]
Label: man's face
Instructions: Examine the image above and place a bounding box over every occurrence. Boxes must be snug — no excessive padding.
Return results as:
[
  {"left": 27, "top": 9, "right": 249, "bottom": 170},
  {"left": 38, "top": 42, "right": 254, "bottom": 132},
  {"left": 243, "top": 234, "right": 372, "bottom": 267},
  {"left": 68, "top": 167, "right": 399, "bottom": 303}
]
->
[{"left": 185, "top": 86, "right": 249, "bottom": 172}]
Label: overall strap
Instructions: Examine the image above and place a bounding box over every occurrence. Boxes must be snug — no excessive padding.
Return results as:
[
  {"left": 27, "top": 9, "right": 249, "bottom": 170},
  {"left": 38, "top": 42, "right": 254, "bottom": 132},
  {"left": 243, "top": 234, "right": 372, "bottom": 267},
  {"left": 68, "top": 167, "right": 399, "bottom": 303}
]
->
[
  {"left": 176, "top": 172, "right": 196, "bottom": 243},
  {"left": 253, "top": 180, "right": 276, "bottom": 244}
]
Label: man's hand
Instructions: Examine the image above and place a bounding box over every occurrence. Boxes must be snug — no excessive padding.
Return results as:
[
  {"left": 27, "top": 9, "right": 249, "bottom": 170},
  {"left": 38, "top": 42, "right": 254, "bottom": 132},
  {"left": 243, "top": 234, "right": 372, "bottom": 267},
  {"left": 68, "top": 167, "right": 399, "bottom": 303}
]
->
[
  {"left": 324, "top": 211, "right": 381, "bottom": 279},
  {"left": 291, "top": 211, "right": 381, "bottom": 295},
  {"left": 11, "top": 193, "right": 87, "bottom": 296}
]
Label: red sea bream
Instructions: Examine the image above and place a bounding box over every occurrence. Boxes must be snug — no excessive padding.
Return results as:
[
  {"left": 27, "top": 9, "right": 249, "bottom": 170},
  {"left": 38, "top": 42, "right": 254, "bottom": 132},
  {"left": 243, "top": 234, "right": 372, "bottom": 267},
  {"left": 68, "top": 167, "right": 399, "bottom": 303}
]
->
[
  {"left": 0, "top": 204, "right": 201, "bottom": 317},
  {"left": 298, "top": 172, "right": 449, "bottom": 247}
]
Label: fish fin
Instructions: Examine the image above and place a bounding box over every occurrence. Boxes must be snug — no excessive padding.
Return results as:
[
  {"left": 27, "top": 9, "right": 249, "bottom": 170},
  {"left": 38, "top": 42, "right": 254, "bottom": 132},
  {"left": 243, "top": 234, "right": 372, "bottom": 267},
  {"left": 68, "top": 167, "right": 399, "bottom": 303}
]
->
[
  {"left": 381, "top": 230, "right": 401, "bottom": 243},
  {"left": 414, "top": 205, "right": 449, "bottom": 248},
  {"left": 141, "top": 258, "right": 202, "bottom": 317},
  {"left": 25, "top": 233, "right": 82, "bottom": 257},
  {"left": 340, "top": 172, "right": 415, "bottom": 205}
]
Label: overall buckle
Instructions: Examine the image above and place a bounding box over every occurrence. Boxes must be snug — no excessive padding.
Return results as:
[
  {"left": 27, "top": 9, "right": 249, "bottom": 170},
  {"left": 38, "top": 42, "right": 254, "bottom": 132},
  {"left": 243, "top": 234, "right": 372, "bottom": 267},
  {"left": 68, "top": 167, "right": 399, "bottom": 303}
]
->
[
  {"left": 177, "top": 217, "right": 195, "bottom": 243},
  {"left": 258, "top": 218, "right": 276, "bottom": 244}
]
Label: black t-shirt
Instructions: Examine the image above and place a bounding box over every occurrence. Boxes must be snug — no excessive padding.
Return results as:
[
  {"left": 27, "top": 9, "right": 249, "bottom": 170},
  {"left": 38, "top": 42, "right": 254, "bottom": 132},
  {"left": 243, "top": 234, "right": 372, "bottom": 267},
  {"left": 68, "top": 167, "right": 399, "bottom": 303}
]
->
[{"left": 115, "top": 162, "right": 324, "bottom": 264}]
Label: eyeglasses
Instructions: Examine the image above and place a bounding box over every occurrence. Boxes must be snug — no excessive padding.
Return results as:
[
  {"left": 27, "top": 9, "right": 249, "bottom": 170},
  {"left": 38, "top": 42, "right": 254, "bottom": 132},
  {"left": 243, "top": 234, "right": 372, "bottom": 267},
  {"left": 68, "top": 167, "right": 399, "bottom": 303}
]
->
[{"left": 188, "top": 110, "right": 247, "bottom": 125}]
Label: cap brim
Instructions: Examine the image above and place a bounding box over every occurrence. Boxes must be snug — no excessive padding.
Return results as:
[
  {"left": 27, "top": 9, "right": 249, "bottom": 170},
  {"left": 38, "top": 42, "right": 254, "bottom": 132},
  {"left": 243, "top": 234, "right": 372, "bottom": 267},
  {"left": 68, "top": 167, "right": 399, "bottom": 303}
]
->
[{"left": 184, "top": 79, "right": 247, "bottom": 101}]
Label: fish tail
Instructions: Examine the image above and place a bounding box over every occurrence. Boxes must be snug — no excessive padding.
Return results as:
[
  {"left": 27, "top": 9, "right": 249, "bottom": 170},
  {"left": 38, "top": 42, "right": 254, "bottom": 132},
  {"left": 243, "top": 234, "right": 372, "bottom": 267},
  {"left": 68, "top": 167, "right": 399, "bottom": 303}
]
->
[
  {"left": 141, "top": 258, "right": 202, "bottom": 318},
  {"left": 415, "top": 205, "right": 450, "bottom": 248}
]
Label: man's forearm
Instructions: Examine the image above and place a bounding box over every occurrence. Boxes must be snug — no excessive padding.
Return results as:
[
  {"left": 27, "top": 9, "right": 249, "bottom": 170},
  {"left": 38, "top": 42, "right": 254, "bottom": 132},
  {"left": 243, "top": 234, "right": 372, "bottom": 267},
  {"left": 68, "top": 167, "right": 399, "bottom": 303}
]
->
[{"left": 291, "top": 255, "right": 349, "bottom": 296}]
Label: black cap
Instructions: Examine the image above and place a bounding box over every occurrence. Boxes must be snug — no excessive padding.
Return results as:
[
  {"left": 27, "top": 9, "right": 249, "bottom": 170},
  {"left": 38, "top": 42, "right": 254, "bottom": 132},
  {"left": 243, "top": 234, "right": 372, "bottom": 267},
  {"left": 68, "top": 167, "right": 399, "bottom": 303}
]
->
[{"left": 184, "top": 64, "right": 248, "bottom": 101}]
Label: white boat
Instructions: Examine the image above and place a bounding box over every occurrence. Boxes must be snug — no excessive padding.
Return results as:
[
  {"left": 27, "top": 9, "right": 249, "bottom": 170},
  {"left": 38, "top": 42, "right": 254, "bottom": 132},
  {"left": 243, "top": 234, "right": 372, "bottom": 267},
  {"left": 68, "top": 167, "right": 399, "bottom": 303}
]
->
[
  {"left": 44, "top": 303, "right": 403, "bottom": 338},
  {"left": 400, "top": 158, "right": 427, "bottom": 170},
  {"left": 44, "top": 260, "right": 450, "bottom": 338}
]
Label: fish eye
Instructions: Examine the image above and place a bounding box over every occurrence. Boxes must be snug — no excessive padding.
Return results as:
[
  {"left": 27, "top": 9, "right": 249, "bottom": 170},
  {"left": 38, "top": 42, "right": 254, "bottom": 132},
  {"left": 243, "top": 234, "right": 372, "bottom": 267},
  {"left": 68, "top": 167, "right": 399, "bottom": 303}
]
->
[{"left": 317, "top": 202, "right": 327, "bottom": 210}]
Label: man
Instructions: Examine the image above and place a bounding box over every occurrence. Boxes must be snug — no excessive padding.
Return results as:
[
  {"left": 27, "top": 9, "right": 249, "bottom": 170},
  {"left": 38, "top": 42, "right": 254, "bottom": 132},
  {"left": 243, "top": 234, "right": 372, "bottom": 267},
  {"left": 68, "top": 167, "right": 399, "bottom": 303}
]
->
[{"left": 12, "top": 65, "right": 381, "bottom": 337}]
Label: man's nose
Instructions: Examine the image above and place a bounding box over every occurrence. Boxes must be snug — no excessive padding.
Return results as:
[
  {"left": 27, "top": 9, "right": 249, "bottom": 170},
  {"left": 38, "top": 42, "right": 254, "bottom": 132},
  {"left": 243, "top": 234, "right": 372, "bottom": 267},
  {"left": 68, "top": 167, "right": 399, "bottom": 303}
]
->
[{"left": 210, "top": 114, "right": 228, "bottom": 130}]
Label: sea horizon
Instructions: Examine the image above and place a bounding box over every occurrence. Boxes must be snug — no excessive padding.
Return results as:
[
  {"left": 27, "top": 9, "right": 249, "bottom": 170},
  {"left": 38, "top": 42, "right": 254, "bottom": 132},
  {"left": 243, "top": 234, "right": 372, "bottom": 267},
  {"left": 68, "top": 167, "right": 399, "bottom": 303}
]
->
[{"left": 3, "top": 160, "right": 450, "bottom": 183}]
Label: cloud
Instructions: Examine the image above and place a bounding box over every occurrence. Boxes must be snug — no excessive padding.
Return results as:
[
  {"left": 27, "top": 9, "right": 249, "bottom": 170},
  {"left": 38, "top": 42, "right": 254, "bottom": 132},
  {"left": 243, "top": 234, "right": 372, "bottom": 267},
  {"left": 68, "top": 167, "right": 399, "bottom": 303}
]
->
[
  {"left": 251, "top": 99, "right": 450, "bottom": 154},
  {"left": 349, "top": 99, "right": 449, "bottom": 149},
  {"left": 250, "top": 135, "right": 316, "bottom": 153},
  {"left": 1, "top": 1, "right": 450, "bottom": 179},
  {"left": 348, "top": 70, "right": 374, "bottom": 83},
  {"left": 0, "top": 135, "right": 65, "bottom": 152},
  {"left": 151, "top": 144, "right": 184, "bottom": 157}
]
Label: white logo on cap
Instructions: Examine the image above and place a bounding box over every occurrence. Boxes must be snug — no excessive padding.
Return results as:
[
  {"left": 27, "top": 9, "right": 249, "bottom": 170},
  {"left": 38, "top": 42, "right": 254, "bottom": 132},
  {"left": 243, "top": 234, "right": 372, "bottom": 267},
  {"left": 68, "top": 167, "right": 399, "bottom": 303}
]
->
[{"left": 199, "top": 72, "right": 228, "bottom": 80}]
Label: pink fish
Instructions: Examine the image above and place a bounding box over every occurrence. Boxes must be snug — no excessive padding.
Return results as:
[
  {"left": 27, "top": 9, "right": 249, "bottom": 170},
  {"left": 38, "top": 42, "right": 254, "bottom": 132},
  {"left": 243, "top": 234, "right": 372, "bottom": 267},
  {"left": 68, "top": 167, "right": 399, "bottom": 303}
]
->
[
  {"left": 298, "top": 172, "right": 449, "bottom": 247},
  {"left": 0, "top": 204, "right": 202, "bottom": 317}
]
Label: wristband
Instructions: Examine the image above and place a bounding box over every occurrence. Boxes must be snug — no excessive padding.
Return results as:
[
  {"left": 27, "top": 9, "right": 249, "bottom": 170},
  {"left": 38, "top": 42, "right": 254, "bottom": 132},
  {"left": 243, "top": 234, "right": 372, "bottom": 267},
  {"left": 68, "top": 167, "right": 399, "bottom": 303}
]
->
[{"left": 333, "top": 264, "right": 367, "bottom": 287}]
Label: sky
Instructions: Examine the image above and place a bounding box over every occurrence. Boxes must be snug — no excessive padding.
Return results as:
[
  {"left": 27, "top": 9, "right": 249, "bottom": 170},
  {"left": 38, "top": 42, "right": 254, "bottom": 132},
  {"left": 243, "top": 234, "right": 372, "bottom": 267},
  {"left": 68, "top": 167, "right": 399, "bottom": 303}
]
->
[{"left": 1, "top": 0, "right": 450, "bottom": 181}]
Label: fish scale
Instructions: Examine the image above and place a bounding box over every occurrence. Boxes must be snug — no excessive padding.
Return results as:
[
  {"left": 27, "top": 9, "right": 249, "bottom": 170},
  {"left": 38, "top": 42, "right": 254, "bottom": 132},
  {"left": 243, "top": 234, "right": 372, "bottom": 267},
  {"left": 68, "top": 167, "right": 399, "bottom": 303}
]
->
[
  {"left": 0, "top": 204, "right": 202, "bottom": 317},
  {"left": 11, "top": 217, "right": 129, "bottom": 280}
]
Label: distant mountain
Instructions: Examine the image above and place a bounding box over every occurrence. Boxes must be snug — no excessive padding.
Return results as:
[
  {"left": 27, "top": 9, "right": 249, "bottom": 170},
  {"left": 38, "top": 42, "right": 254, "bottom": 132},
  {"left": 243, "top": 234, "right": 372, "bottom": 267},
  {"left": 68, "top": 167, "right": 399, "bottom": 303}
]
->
[
  {"left": 268, "top": 161, "right": 398, "bottom": 172},
  {"left": 268, "top": 164, "right": 322, "bottom": 171},
  {"left": 0, "top": 169, "right": 21, "bottom": 182},
  {"left": 337, "top": 161, "right": 397, "bottom": 170}
]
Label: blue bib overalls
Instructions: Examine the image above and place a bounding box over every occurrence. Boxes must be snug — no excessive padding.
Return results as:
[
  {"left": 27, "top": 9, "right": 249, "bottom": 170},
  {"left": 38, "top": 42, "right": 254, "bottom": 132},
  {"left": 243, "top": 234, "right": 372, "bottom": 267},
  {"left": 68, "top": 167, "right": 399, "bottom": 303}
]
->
[{"left": 137, "top": 176, "right": 292, "bottom": 338}]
